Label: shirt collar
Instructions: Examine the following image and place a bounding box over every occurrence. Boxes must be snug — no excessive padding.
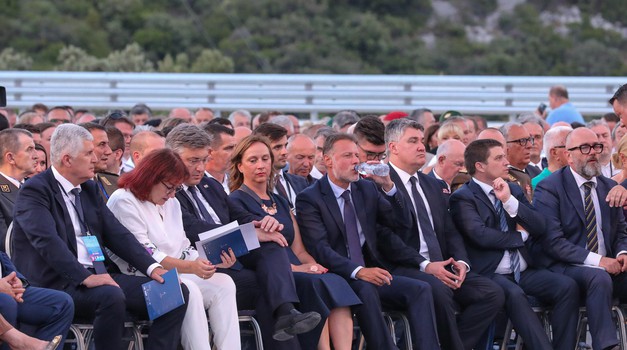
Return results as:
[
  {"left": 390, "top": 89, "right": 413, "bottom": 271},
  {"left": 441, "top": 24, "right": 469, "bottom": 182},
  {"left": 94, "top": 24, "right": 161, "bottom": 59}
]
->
[
  {"left": 472, "top": 177, "right": 495, "bottom": 198},
  {"left": 0, "top": 171, "right": 22, "bottom": 189},
  {"left": 327, "top": 176, "right": 350, "bottom": 199},
  {"left": 569, "top": 166, "right": 597, "bottom": 189},
  {"left": 51, "top": 166, "right": 81, "bottom": 194},
  {"left": 389, "top": 161, "right": 418, "bottom": 186}
]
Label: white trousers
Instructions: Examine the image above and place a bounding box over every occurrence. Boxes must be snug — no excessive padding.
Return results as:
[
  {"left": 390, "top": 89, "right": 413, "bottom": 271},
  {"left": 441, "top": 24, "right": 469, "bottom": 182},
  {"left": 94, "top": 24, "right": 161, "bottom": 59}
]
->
[{"left": 180, "top": 272, "right": 240, "bottom": 350}]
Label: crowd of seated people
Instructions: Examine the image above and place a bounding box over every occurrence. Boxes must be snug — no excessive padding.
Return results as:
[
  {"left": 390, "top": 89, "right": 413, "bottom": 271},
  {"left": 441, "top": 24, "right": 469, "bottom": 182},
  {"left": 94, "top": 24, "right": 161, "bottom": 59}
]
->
[{"left": 2, "top": 83, "right": 627, "bottom": 350}]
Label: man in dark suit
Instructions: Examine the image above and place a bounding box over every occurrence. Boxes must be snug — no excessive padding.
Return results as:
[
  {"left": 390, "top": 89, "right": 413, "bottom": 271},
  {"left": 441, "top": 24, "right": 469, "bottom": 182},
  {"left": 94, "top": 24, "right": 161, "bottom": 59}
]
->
[
  {"left": 0, "top": 129, "right": 38, "bottom": 252},
  {"left": 0, "top": 251, "right": 74, "bottom": 345},
  {"left": 12, "top": 124, "right": 188, "bottom": 350},
  {"left": 202, "top": 123, "right": 236, "bottom": 194},
  {"left": 449, "top": 139, "right": 579, "bottom": 350},
  {"left": 296, "top": 133, "right": 439, "bottom": 350},
  {"left": 386, "top": 119, "right": 503, "bottom": 350},
  {"left": 533, "top": 127, "right": 627, "bottom": 350},
  {"left": 253, "top": 123, "right": 308, "bottom": 208},
  {"left": 167, "top": 124, "right": 320, "bottom": 348}
]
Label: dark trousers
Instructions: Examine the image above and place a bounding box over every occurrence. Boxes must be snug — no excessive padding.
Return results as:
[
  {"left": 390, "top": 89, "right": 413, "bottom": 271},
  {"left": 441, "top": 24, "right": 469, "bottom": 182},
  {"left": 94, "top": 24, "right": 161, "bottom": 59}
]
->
[
  {"left": 393, "top": 267, "right": 504, "bottom": 350},
  {"left": 349, "top": 275, "right": 440, "bottom": 350},
  {"left": 0, "top": 286, "right": 74, "bottom": 348},
  {"left": 63, "top": 273, "right": 188, "bottom": 350},
  {"left": 562, "top": 265, "right": 627, "bottom": 350},
  {"left": 491, "top": 268, "right": 579, "bottom": 350},
  {"left": 239, "top": 242, "right": 301, "bottom": 350}
]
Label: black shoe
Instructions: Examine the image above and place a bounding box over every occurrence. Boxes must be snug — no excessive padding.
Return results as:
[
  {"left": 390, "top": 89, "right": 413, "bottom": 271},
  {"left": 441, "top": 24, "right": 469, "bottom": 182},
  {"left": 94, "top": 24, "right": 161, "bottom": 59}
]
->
[{"left": 273, "top": 309, "right": 321, "bottom": 341}]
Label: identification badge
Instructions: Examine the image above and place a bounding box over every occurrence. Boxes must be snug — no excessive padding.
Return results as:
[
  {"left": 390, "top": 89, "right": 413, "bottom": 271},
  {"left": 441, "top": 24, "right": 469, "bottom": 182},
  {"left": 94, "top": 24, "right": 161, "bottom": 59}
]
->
[{"left": 81, "top": 235, "right": 105, "bottom": 262}]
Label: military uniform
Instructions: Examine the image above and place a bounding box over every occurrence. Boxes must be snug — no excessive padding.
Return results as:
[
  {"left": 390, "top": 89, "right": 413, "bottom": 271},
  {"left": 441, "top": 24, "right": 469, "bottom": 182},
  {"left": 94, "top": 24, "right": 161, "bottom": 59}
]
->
[
  {"left": 451, "top": 170, "right": 471, "bottom": 194},
  {"left": 506, "top": 167, "right": 533, "bottom": 203},
  {"left": 94, "top": 171, "right": 119, "bottom": 203}
]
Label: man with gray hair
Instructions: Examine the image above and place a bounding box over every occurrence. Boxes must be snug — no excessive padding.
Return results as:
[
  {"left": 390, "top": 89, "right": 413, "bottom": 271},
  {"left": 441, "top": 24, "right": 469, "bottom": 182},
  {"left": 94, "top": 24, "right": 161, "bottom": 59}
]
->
[
  {"left": 519, "top": 114, "right": 547, "bottom": 172},
  {"left": 286, "top": 134, "right": 316, "bottom": 185},
  {"left": 331, "top": 110, "right": 360, "bottom": 133},
  {"left": 385, "top": 118, "right": 503, "bottom": 350},
  {"left": 270, "top": 115, "right": 295, "bottom": 137},
  {"left": 12, "top": 124, "right": 189, "bottom": 350},
  {"left": 429, "top": 139, "right": 466, "bottom": 196},
  {"left": 409, "top": 108, "right": 436, "bottom": 130},
  {"left": 228, "top": 109, "right": 252, "bottom": 129},
  {"left": 310, "top": 127, "right": 336, "bottom": 180},
  {"left": 531, "top": 125, "right": 572, "bottom": 189},
  {"left": 587, "top": 119, "right": 619, "bottom": 178},
  {"left": 500, "top": 122, "right": 536, "bottom": 201},
  {"left": 0, "top": 129, "right": 38, "bottom": 251}
]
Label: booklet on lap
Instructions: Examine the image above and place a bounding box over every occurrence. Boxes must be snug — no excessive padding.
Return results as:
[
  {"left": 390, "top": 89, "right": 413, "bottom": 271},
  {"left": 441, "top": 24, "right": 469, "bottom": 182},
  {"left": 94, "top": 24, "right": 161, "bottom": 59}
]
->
[
  {"left": 142, "top": 268, "right": 184, "bottom": 320},
  {"left": 194, "top": 221, "right": 260, "bottom": 265}
]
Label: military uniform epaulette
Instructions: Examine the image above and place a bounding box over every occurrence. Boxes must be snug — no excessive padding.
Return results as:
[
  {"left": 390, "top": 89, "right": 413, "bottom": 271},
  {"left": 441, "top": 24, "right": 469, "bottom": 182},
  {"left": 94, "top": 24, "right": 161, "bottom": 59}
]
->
[
  {"left": 451, "top": 170, "right": 471, "bottom": 193},
  {"left": 95, "top": 172, "right": 120, "bottom": 201}
]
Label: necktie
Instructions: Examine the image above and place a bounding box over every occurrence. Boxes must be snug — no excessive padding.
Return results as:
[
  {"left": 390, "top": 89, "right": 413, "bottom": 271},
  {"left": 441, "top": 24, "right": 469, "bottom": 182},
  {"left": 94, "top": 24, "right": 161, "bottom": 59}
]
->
[
  {"left": 341, "top": 190, "right": 365, "bottom": 266},
  {"left": 491, "top": 190, "right": 521, "bottom": 282},
  {"left": 583, "top": 182, "right": 599, "bottom": 253},
  {"left": 188, "top": 186, "right": 215, "bottom": 224},
  {"left": 409, "top": 177, "right": 443, "bottom": 261},
  {"left": 70, "top": 188, "right": 107, "bottom": 274},
  {"left": 274, "top": 175, "right": 290, "bottom": 204}
]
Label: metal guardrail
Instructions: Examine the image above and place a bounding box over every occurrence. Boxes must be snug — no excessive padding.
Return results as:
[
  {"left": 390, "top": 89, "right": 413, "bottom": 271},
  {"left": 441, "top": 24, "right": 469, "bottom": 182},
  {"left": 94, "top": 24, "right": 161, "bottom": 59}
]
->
[{"left": 0, "top": 71, "right": 623, "bottom": 117}]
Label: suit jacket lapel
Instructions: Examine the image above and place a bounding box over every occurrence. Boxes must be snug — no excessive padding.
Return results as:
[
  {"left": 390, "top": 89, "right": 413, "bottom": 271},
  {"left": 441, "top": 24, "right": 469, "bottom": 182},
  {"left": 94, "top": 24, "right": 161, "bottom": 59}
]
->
[
  {"left": 389, "top": 166, "right": 417, "bottom": 223},
  {"left": 596, "top": 181, "right": 613, "bottom": 254},
  {"left": 48, "top": 172, "right": 78, "bottom": 255},
  {"left": 469, "top": 180, "right": 496, "bottom": 216},
  {"left": 320, "top": 176, "right": 346, "bottom": 236},
  {"left": 200, "top": 178, "right": 229, "bottom": 224},
  {"left": 562, "top": 170, "right": 586, "bottom": 224}
]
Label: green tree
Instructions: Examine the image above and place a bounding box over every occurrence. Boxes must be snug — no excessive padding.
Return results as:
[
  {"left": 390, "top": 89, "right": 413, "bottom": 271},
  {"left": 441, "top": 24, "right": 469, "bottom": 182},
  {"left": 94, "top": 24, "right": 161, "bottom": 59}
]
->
[
  {"left": 190, "top": 49, "right": 234, "bottom": 73},
  {"left": 0, "top": 48, "right": 33, "bottom": 70}
]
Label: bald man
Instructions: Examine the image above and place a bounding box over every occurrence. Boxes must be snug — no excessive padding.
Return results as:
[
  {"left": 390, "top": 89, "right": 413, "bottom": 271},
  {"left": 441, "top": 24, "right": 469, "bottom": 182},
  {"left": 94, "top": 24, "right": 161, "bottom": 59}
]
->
[
  {"left": 533, "top": 127, "right": 627, "bottom": 350},
  {"left": 286, "top": 134, "right": 316, "bottom": 185},
  {"left": 429, "top": 139, "right": 466, "bottom": 196},
  {"left": 169, "top": 108, "right": 192, "bottom": 123},
  {"left": 128, "top": 131, "right": 165, "bottom": 169},
  {"left": 233, "top": 126, "right": 252, "bottom": 144}
]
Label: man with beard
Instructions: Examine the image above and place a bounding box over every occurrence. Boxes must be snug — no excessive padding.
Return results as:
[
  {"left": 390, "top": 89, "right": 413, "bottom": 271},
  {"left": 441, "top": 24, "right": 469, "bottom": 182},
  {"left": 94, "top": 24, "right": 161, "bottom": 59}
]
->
[
  {"left": 587, "top": 120, "right": 619, "bottom": 178},
  {"left": 533, "top": 127, "right": 627, "bottom": 350}
]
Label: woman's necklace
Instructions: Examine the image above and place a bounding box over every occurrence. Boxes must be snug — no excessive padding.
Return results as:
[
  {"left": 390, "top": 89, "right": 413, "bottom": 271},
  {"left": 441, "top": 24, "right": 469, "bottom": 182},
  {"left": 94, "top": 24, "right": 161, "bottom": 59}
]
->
[{"left": 239, "top": 184, "right": 277, "bottom": 215}]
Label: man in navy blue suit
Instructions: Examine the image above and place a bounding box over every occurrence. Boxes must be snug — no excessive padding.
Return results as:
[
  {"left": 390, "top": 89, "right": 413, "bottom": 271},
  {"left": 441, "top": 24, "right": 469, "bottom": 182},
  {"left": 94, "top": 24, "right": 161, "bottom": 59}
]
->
[
  {"left": 533, "top": 127, "right": 627, "bottom": 350},
  {"left": 296, "top": 133, "right": 439, "bottom": 350},
  {"left": 385, "top": 119, "right": 503, "bottom": 350},
  {"left": 12, "top": 124, "right": 188, "bottom": 350},
  {"left": 167, "top": 124, "right": 320, "bottom": 348},
  {"left": 449, "top": 139, "right": 579, "bottom": 350},
  {"left": 0, "top": 251, "right": 74, "bottom": 347}
]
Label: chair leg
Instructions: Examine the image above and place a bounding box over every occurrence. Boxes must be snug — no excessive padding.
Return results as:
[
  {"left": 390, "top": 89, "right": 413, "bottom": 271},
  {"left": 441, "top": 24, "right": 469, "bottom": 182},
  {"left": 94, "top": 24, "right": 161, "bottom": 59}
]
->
[{"left": 501, "top": 319, "right": 513, "bottom": 350}]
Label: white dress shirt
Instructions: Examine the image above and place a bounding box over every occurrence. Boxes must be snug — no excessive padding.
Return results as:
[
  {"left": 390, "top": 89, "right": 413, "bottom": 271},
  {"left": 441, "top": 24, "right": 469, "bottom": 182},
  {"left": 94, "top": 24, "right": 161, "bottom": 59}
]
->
[
  {"left": 205, "top": 171, "right": 229, "bottom": 195},
  {"left": 310, "top": 166, "right": 324, "bottom": 180},
  {"left": 472, "top": 177, "right": 529, "bottom": 274},
  {"left": 569, "top": 168, "right": 608, "bottom": 266},
  {"left": 107, "top": 188, "right": 197, "bottom": 275},
  {"left": 273, "top": 172, "right": 297, "bottom": 206}
]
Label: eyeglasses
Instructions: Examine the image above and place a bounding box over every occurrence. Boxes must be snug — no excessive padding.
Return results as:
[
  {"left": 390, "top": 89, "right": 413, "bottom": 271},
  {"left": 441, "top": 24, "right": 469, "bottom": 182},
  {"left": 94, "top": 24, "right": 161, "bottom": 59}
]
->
[
  {"left": 567, "top": 143, "right": 604, "bottom": 154},
  {"left": 358, "top": 145, "right": 387, "bottom": 161},
  {"left": 506, "top": 137, "right": 534, "bottom": 147},
  {"left": 553, "top": 145, "right": 566, "bottom": 149},
  {"left": 161, "top": 181, "right": 183, "bottom": 194}
]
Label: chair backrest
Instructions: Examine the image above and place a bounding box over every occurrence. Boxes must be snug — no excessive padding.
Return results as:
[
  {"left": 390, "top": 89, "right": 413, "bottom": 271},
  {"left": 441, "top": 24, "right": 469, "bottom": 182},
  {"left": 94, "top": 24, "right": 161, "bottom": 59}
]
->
[{"left": 5, "top": 221, "right": 13, "bottom": 259}]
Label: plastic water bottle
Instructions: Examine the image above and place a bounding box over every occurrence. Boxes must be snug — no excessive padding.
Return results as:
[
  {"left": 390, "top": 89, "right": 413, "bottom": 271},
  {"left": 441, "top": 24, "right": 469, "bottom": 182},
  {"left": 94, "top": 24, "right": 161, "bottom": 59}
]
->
[{"left": 355, "top": 163, "right": 390, "bottom": 176}]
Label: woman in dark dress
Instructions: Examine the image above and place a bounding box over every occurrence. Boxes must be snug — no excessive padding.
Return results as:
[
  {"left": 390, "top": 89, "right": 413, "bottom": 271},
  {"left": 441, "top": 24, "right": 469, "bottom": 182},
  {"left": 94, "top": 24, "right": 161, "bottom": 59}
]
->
[{"left": 228, "top": 135, "right": 361, "bottom": 350}]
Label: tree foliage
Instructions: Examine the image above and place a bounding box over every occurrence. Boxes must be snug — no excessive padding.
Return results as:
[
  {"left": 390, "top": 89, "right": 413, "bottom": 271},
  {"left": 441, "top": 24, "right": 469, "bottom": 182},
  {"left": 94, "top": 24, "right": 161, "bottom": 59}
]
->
[{"left": 1, "top": 0, "right": 626, "bottom": 75}]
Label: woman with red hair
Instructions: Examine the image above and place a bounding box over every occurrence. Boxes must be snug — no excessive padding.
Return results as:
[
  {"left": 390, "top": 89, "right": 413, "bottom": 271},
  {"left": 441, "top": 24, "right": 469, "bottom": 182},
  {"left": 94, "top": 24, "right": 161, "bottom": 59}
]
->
[{"left": 107, "top": 148, "right": 240, "bottom": 350}]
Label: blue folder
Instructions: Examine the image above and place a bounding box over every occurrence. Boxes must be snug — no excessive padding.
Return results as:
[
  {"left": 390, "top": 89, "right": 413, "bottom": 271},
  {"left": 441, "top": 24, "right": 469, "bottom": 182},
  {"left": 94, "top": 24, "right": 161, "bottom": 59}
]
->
[
  {"left": 142, "top": 268, "right": 184, "bottom": 320},
  {"left": 199, "top": 229, "right": 249, "bottom": 265}
]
